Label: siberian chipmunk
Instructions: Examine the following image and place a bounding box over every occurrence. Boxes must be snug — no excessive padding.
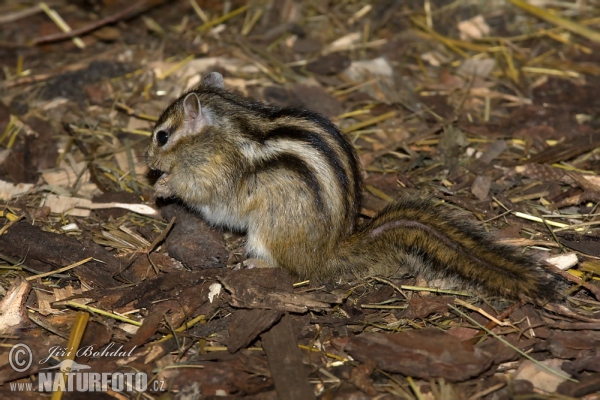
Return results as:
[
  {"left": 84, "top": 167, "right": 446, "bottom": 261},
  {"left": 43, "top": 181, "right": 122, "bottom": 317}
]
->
[{"left": 146, "top": 72, "right": 553, "bottom": 300}]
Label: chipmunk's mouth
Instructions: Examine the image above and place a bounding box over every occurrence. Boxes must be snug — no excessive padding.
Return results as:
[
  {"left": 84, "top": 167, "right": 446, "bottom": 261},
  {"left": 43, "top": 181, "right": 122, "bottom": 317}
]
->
[{"left": 147, "top": 168, "right": 164, "bottom": 180}]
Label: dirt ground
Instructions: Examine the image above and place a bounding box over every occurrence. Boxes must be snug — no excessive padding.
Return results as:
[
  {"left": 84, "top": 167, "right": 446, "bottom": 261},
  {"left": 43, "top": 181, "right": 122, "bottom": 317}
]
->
[{"left": 0, "top": 1, "right": 599, "bottom": 399}]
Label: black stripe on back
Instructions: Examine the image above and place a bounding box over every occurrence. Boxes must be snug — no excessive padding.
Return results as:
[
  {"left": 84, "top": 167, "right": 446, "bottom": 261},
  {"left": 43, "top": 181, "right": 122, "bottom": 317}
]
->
[
  {"left": 264, "top": 126, "right": 352, "bottom": 216},
  {"left": 268, "top": 108, "right": 362, "bottom": 214},
  {"left": 197, "top": 86, "right": 363, "bottom": 213},
  {"left": 252, "top": 153, "right": 324, "bottom": 213}
]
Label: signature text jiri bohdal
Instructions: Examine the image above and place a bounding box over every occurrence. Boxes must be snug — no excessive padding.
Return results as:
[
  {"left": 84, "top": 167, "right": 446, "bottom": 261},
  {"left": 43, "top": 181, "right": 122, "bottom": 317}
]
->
[{"left": 40, "top": 343, "right": 136, "bottom": 364}]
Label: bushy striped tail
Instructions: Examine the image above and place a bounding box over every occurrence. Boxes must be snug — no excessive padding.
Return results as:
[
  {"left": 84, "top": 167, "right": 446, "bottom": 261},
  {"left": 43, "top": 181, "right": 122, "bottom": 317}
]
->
[{"left": 327, "top": 195, "right": 554, "bottom": 300}]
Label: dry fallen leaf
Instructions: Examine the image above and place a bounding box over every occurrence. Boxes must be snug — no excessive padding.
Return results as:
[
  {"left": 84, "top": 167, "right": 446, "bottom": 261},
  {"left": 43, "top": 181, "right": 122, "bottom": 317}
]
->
[
  {"left": 514, "top": 359, "right": 570, "bottom": 393},
  {"left": 0, "top": 276, "right": 32, "bottom": 332},
  {"left": 458, "top": 15, "right": 490, "bottom": 40}
]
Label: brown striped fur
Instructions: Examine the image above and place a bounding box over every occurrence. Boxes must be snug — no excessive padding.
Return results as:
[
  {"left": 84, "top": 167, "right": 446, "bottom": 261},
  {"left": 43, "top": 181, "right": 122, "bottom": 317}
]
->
[{"left": 146, "top": 72, "right": 553, "bottom": 300}]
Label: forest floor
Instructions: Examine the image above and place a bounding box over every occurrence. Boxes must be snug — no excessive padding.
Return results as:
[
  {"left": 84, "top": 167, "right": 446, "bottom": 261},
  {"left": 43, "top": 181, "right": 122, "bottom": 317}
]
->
[{"left": 0, "top": 1, "right": 599, "bottom": 399}]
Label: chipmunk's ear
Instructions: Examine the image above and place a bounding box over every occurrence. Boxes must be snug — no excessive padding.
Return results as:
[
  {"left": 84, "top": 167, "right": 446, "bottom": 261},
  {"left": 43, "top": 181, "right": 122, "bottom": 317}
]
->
[
  {"left": 181, "top": 92, "right": 213, "bottom": 136},
  {"left": 202, "top": 72, "right": 224, "bottom": 89},
  {"left": 183, "top": 92, "right": 201, "bottom": 121}
]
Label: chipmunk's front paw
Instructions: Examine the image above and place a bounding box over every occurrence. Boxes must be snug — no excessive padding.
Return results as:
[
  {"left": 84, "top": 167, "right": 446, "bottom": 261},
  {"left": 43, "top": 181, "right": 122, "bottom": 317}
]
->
[{"left": 154, "top": 174, "right": 174, "bottom": 199}]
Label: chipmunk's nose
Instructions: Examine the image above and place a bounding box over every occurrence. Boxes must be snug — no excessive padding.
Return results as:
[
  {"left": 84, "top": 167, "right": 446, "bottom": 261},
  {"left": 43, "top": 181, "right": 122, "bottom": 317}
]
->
[{"left": 145, "top": 152, "right": 161, "bottom": 171}]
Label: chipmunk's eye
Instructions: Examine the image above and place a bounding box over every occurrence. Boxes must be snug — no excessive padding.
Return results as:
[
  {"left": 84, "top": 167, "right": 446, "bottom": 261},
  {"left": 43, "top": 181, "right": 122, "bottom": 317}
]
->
[{"left": 156, "top": 130, "right": 169, "bottom": 146}]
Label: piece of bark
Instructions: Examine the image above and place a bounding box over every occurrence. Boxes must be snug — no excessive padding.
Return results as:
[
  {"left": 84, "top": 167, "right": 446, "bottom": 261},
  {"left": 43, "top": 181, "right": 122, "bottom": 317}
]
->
[
  {"left": 161, "top": 203, "right": 229, "bottom": 270},
  {"left": 0, "top": 221, "right": 121, "bottom": 288},
  {"left": 562, "top": 356, "right": 600, "bottom": 376},
  {"left": 158, "top": 352, "right": 273, "bottom": 396},
  {"left": 509, "top": 304, "right": 550, "bottom": 339},
  {"left": 190, "top": 318, "right": 230, "bottom": 338},
  {"left": 292, "top": 84, "right": 343, "bottom": 118},
  {"left": 513, "top": 163, "right": 575, "bottom": 185},
  {"left": 399, "top": 295, "right": 455, "bottom": 319},
  {"left": 471, "top": 175, "right": 491, "bottom": 200},
  {"left": 119, "top": 252, "right": 179, "bottom": 283},
  {"left": 557, "top": 373, "right": 600, "bottom": 397},
  {"left": 228, "top": 308, "right": 283, "bottom": 353},
  {"left": 524, "top": 131, "right": 600, "bottom": 165},
  {"left": 221, "top": 269, "right": 340, "bottom": 313},
  {"left": 261, "top": 314, "right": 315, "bottom": 400},
  {"left": 348, "top": 360, "right": 378, "bottom": 397},
  {"left": 476, "top": 337, "right": 537, "bottom": 365},
  {"left": 125, "top": 302, "right": 171, "bottom": 351},
  {"left": 77, "top": 320, "right": 115, "bottom": 363},
  {"left": 104, "top": 269, "right": 223, "bottom": 309},
  {"left": 333, "top": 328, "right": 494, "bottom": 382},
  {"left": 547, "top": 330, "right": 600, "bottom": 359},
  {"left": 494, "top": 379, "right": 534, "bottom": 399},
  {"left": 0, "top": 334, "right": 65, "bottom": 385},
  {"left": 305, "top": 53, "right": 350, "bottom": 75},
  {"left": 559, "top": 235, "right": 600, "bottom": 257}
]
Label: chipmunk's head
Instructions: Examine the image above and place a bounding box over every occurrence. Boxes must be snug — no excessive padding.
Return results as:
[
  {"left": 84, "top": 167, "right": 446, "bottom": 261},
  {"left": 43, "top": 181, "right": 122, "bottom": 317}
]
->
[{"left": 146, "top": 72, "right": 224, "bottom": 175}]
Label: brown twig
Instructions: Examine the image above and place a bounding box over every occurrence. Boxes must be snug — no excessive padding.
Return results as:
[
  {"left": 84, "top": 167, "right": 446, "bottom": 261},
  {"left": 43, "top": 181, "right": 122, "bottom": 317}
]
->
[
  {"left": 146, "top": 217, "right": 176, "bottom": 253},
  {"left": 468, "top": 301, "right": 522, "bottom": 345}
]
